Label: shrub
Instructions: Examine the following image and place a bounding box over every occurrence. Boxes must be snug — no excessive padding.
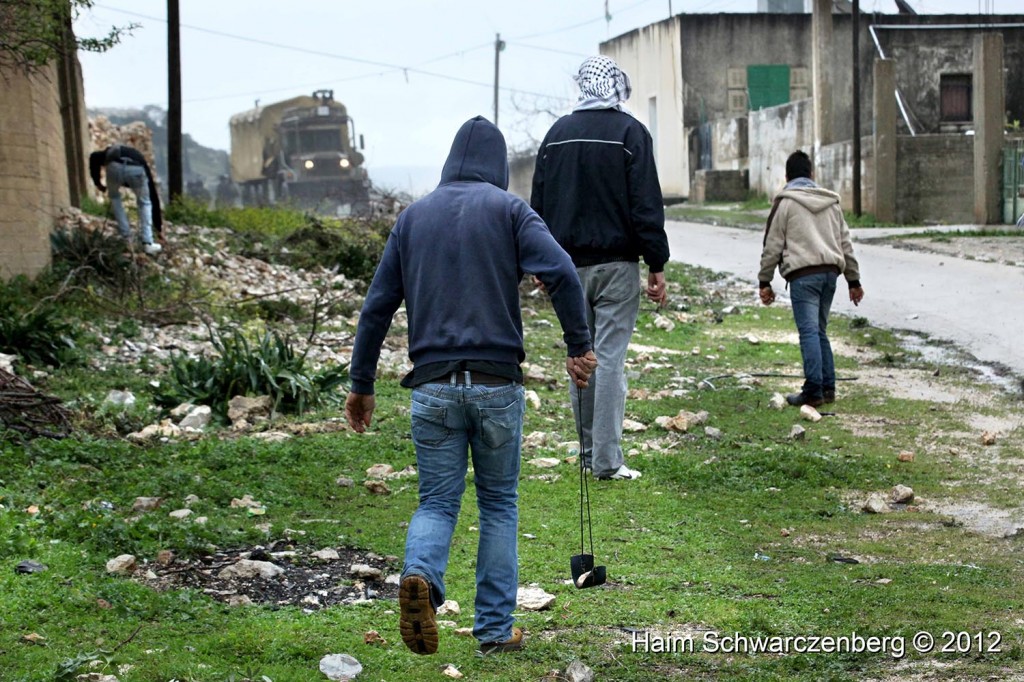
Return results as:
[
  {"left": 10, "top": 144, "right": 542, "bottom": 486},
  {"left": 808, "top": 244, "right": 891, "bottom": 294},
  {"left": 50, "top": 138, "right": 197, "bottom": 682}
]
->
[
  {"left": 0, "top": 281, "right": 80, "bottom": 368},
  {"left": 156, "top": 327, "right": 348, "bottom": 420}
]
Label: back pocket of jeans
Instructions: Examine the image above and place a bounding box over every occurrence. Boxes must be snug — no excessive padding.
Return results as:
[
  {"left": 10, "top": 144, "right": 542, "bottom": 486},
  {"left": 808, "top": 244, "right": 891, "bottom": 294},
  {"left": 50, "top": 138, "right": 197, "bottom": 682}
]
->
[
  {"left": 411, "top": 400, "right": 450, "bottom": 447},
  {"left": 479, "top": 399, "right": 521, "bottom": 449}
]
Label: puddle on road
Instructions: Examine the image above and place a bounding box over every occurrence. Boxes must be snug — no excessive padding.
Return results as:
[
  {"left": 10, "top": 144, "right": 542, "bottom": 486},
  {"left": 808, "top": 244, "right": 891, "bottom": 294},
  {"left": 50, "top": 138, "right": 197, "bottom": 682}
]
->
[
  {"left": 922, "top": 500, "right": 1024, "bottom": 538},
  {"left": 895, "top": 331, "right": 1022, "bottom": 395}
]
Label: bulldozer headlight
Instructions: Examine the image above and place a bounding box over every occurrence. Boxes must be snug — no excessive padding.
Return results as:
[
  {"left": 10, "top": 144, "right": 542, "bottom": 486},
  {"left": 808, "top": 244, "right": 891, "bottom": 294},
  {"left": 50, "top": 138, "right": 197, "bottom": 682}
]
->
[
  {"left": 304, "top": 160, "right": 315, "bottom": 170},
  {"left": 339, "top": 158, "right": 351, "bottom": 168}
]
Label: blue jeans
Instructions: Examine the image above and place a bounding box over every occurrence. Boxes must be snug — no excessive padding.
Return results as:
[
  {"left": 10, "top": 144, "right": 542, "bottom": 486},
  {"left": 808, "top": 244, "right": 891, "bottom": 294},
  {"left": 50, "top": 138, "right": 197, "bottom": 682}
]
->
[
  {"left": 403, "top": 378, "right": 524, "bottom": 644},
  {"left": 789, "top": 272, "right": 838, "bottom": 398},
  {"left": 106, "top": 162, "right": 154, "bottom": 244}
]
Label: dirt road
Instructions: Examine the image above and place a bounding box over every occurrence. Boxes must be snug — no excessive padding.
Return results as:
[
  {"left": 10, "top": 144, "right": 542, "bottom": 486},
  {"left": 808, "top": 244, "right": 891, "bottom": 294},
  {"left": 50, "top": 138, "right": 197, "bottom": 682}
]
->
[{"left": 665, "top": 220, "right": 1024, "bottom": 377}]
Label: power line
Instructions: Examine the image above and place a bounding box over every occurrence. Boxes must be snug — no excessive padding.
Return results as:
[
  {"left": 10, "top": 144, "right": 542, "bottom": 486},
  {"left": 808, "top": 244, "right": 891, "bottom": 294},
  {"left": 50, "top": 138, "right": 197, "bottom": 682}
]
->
[{"left": 91, "top": 4, "right": 568, "bottom": 103}]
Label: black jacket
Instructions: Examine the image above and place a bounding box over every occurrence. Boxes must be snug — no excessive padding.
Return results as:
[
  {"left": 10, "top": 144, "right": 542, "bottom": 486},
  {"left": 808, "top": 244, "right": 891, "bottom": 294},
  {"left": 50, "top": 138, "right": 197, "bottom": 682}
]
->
[
  {"left": 89, "top": 145, "right": 163, "bottom": 235},
  {"left": 530, "top": 109, "right": 668, "bottom": 272}
]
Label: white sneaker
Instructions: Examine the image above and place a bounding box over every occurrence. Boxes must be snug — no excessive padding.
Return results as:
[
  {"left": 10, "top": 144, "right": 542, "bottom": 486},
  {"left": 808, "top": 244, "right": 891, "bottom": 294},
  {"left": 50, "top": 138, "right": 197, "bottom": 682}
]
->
[
  {"left": 597, "top": 465, "right": 642, "bottom": 480},
  {"left": 143, "top": 242, "right": 163, "bottom": 255}
]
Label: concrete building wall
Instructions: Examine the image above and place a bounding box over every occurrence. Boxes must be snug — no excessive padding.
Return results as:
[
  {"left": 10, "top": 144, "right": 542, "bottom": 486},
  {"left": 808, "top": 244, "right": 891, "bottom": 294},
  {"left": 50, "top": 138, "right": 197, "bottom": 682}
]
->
[
  {"left": 748, "top": 99, "right": 814, "bottom": 197},
  {"left": 895, "top": 134, "right": 974, "bottom": 224},
  {"left": 711, "top": 117, "right": 748, "bottom": 170},
  {"left": 875, "top": 17, "right": 1024, "bottom": 134},
  {"left": 817, "top": 136, "right": 874, "bottom": 214},
  {"left": 0, "top": 61, "right": 68, "bottom": 280},
  {"left": 602, "top": 19, "right": 687, "bottom": 200}
]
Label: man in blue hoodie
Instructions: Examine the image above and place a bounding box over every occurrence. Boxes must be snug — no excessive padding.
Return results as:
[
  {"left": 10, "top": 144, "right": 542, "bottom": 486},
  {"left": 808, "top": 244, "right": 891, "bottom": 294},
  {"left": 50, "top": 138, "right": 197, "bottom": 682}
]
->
[{"left": 345, "top": 116, "right": 596, "bottom": 656}]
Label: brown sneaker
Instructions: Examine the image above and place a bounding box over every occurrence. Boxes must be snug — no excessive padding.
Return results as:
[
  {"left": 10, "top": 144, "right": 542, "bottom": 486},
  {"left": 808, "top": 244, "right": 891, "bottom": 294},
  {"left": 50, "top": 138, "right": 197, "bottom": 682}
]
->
[
  {"left": 399, "top": 575, "right": 438, "bottom": 655},
  {"left": 479, "top": 627, "right": 525, "bottom": 655}
]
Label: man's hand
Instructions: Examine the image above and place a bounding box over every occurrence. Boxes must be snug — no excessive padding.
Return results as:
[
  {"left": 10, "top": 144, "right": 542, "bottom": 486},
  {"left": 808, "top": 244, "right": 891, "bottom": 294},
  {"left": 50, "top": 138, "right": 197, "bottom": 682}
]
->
[
  {"left": 565, "top": 350, "right": 598, "bottom": 389},
  {"left": 849, "top": 286, "right": 864, "bottom": 306},
  {"left": 646, "top": 271, "right": 667, "bottom": 306},
  {"left": 532, "top": 275, "right": 547, "bottom": 293},
  {"left": 759, "top": 286, "right": 775, "bottom": 306},
  {"left": 95, "top": 183, "right": 106, "bottom": 193},
  {"left": 345, "top": 392, "right": 376, "bottom": 433}
]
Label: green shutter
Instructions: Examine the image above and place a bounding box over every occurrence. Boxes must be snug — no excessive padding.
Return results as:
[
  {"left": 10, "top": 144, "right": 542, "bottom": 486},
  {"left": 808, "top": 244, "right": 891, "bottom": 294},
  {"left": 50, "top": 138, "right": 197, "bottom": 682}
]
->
[{"left": 747, "top": 65, "right": 791, "bottom": 111}]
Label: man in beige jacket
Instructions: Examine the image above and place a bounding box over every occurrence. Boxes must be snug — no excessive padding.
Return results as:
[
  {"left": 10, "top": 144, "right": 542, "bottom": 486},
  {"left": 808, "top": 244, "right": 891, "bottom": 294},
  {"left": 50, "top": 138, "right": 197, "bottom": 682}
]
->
[{"left": 758, "top": 151, "right": 864, "bottom": 407}]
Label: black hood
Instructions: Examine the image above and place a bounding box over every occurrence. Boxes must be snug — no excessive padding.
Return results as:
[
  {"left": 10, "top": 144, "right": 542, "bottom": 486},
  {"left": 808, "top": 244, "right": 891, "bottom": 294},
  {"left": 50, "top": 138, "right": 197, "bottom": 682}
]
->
[{"left": 439, "top": 116, "right": 509, "bottom": 190}]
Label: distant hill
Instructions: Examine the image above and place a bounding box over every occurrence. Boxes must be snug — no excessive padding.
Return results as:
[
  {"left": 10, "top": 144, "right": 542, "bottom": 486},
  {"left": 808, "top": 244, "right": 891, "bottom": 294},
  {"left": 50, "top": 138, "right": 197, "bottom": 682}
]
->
[{"left": 89, "top": 105, "right": 230, "bottom": 194}]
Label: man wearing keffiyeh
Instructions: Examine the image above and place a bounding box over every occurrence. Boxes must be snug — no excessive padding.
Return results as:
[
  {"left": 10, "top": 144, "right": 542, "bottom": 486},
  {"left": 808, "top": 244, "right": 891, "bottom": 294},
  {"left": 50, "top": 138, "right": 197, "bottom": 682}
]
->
[{"left": 531, "top": 55, "right": 670, "bottom": 482}]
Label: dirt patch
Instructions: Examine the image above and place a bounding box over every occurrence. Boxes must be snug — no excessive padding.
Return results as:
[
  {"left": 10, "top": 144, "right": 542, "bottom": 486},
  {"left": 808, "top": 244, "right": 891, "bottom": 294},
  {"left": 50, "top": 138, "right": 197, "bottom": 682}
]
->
[
  {"left": 919, "top": 500, "right": 1024, "bottom": 539},
  {"left": 138, "top": 542, "right": 400, "bottom": 609},
  {"left": 886, "top": 235, "right": 1024, "bottom": 268},
  {"left": 852, "top": 367, "right": 989, "bottom": 405}
]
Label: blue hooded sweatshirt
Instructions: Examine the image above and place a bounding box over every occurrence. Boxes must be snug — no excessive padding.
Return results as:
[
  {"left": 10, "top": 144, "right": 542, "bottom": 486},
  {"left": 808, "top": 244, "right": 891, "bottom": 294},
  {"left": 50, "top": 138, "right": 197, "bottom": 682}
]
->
[{"left": 349, "top": 116, "right": 592, "bottom": 395}]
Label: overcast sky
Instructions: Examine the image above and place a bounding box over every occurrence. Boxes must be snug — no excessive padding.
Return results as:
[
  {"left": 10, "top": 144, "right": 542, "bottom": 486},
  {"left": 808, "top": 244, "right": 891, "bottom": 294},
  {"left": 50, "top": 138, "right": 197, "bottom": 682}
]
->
[{"left": 74, "top": 0, "right": 1011, "bottom": 192}]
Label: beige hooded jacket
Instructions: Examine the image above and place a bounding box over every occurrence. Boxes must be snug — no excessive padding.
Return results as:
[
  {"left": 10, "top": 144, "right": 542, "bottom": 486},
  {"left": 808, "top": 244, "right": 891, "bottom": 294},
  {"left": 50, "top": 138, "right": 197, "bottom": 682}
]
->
[{"left": 758, "top": 186, "right": 861, "bottom": 287}]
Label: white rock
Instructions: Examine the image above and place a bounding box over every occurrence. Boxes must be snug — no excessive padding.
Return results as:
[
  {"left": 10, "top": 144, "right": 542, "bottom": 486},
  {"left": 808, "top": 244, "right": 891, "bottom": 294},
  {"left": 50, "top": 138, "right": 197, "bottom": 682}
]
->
[
  {"left": 105, "top": 554, "right": 136, "bottom": 574},
  {"left": 178, "top": 405, "right": 212, "bottom": 430},
  {"left": 250, "top": 431, "right": 292, "bottom": 442},
  {"left": 891, "top": 484, "right": 914, "bottom": 504},
  {"left": 365, "top": 463, "right": 394, "bottom": 479},
  {"left": 744, "top": 334, "right": 761, "bottom": 345},
  {"left": 769, "top": 393, "right": 786, "bottom": 410},
  {"left": 132, "top": 497, "right": 161, "bottom": 512},
  {"left": 863, "top": 494, "right": 890, "bottom": 514},
  {"left": 523, "top": 431, "right": 551, "bottom": 448},
  {"left": 386, "top": 465, "right": 417, "bottom": 479},
  {"left": 441, "top": 664, "right": 463, "bottom": 679},
  {"left": 104, "top": 390, "right": 136, "bottom": 408},
  {"left": 313, "top": 548, "right": 340, "bottom": 561},
  {"left": 217, "top": 559, "right": 284, "bottom": 580},
  {"left": 622, "top": 419, "right": 648, "bottom": 432},
  {"left": 168, "top": 509, "right": 193, "bottom": 520},
  {"left": 789, "top": 425, "right": 806, "bottom": 441},
  {"left": 350, "top": 564, "right": 383, "bottom": 580},
  {"left": 524, "top": 389, "right": 541, "bottom": 410},
  {"left": 705, "top": 426, "right": 723, "bottom": 440},
  {"left": 566, "top": 660, "right": 596, "bottom": 682},
  {"left": 183, "top": 494, "right": 200, "bottom": 507},
  {"left": 516, "top": 586, "right": 556, "bottom": 611},
  {"left": 799, "top": 404, "right": 822, "bottom": 422},
  {"left": 437, "top": 599, "right": 461, "bottom": 616},
  {"left": 0, "top": 352, "right": 17, "bottom": 373},
  {"left": 653, "top": 315, "right": 675, "bottom": 332},
  {"left": 319, "top": 653, "right": 363, "bottom": 681},
  {"left": 528, "top": 457, "right": 561, "bottom": 468},
  {"left": 170, "top": 402, "right": 194, "bottom": 419}
]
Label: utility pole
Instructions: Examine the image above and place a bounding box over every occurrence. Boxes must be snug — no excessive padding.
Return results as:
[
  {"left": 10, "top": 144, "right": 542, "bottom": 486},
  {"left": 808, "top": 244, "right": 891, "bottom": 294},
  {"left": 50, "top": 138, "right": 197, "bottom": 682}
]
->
[
  {"left": 493, "top": 33, "right": 505, "bottom": 126},
  {"left": 852, "top": 0, "right": 862, "bottom": 216},
  {"left": 168, "top": 0, "right": 183, "bottom": 202}
]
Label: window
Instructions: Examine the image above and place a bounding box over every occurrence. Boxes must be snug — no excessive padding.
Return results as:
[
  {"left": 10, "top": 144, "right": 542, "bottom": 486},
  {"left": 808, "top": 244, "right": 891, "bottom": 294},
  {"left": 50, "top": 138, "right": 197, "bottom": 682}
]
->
[
  {"left": 940, "top": 74, "right": 972, "bottom": 122},
  {"left": 747, "top": 65, "right": 791, "bottom": 111}
]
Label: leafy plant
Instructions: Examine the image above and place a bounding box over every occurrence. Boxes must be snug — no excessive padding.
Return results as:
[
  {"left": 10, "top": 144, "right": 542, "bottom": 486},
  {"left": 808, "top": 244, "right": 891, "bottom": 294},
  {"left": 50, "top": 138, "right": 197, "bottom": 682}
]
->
[
  {"left": 50, "top": 225, "right": 133, "bottom": 281},
  {"left": 156, "top": 327, "right": 348, "bottom": 419},
  {"left": 0, "top": 283, "right": 79, "bottom": 368}
]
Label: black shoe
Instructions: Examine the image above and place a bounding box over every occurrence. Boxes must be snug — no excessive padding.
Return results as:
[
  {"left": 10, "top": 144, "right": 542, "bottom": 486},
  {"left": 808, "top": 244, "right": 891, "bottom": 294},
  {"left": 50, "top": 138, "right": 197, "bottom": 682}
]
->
[
  {"left": 399, "top": 575, "right": 438, "bottom": 655},
  {"left": 786, "top": 392, "right": 824, "bottom": 408},
  {"left": 823, "top": 389, "right": 835, "bottom": 404}
]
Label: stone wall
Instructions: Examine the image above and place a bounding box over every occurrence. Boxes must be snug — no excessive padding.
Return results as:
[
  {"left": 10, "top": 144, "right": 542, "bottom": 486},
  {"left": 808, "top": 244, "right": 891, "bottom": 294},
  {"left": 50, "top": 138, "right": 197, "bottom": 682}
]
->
[
  {"left": 0, "top": 62, "right": 67, "bottom": 280},
  {"left": 895, "top": 134, "right": 974, "bottom": 224},
  {"left": 817, "top": 137, "right": 874, "bottom": 215}
]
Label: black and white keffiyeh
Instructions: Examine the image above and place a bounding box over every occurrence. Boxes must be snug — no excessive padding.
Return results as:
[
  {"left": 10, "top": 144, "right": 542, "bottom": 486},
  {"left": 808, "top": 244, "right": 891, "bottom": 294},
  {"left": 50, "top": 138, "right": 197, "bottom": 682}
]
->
[{"left": 573, "top": 55, "right": 632, "bottom": 112}]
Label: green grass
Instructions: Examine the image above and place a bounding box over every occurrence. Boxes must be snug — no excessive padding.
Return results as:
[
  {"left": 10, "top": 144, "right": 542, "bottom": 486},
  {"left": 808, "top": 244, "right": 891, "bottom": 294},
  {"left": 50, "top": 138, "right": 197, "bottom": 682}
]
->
[
  {"left": 1, "top": 263, "right": 1022, "bottom": 681},
  {"left": 665, "top": 198, "right": 905, "bottom": 229}
]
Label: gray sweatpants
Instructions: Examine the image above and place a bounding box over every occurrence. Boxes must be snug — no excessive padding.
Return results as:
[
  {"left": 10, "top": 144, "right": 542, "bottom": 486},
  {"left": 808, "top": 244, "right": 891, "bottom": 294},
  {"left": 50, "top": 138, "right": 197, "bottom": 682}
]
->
[{"left": 570, "top": 261, "right": 640, "bottom": 478}]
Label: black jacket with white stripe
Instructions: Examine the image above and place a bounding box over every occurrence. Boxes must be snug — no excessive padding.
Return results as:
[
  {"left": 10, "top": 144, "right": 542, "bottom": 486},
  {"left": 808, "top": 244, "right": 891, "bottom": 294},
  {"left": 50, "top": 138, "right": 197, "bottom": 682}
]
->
[{"left": 530, "top": 108, "right": 668, "bottom": 273}]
